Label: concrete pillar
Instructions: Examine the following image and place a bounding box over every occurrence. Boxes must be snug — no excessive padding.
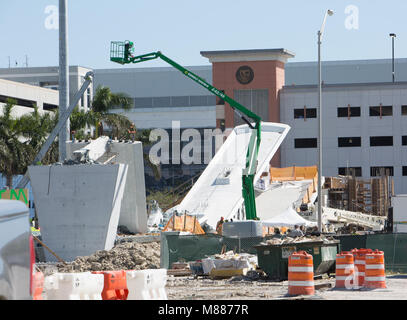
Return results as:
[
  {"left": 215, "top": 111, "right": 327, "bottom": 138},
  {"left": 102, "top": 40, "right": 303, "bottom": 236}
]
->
[
  {"left": 66, "top": 140, "right": 148, "bottom": 234},
  {"left": 28, "top": 163, "right": 128, "bottom": 262}
]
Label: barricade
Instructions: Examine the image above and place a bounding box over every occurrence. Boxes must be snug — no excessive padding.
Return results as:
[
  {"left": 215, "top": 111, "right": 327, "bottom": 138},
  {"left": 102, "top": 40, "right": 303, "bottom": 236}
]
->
[
  {"left": 351, "top": 248, "right": 372, "bottom": 288},
  {"left": 43, "top": 272, "right": 104, "bottom": 300},
  {"left": 126, "top": 269, "right": 167, "bottom": 300},
  {"left": 32, "top": 271, "right": 44, "bottom": 300},
  {"left": 287, "top": 251, "right": 314, "bottom": 296},
  {"left": 335, "top": 251, "right": 354, "bottom": 289},
  {"left": 92, "top": 270, "right": 128, "bottom": 300},
  {"left": 365, "top": 250, "right": 386, "bottom": 289}
]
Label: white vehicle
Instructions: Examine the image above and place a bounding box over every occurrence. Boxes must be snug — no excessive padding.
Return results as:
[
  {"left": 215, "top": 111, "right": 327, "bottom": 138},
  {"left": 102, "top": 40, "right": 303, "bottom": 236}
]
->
[{"left": 0, "top": 200, "right": 34, "bottom": 300}]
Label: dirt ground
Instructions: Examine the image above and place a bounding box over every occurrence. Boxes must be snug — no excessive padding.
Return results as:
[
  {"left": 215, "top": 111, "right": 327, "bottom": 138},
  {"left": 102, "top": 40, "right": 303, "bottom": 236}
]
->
[
  {"left": 166, "top": 274, "right": 407, "bottom": 300},
  {"left": 35, "top": 236, "right": 407, "bottom": 300}
]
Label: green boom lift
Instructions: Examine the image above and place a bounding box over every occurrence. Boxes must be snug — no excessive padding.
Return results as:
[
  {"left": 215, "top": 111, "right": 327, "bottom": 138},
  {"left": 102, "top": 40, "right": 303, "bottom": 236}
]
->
[{"left": 110, "top": 40, "right": 262, "bottom": 220}]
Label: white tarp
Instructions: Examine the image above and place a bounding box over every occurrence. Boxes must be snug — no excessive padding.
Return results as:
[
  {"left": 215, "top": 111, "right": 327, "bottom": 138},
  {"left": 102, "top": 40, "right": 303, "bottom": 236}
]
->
[{"left": 262, "top": 206, "right": 316, "bottom": 227}]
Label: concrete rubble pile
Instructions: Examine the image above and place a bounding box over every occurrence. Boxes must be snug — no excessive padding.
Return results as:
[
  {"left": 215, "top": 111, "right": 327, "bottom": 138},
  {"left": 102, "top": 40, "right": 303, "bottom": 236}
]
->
[
  {"left": 260, "top": 235, "right": 337, "bottom": 246},
  {"left": 201, "top": 251, "right": 258, "bottom": 275},
  {"left": 52, "top": 241, "right": 161, "bottom": 273}
]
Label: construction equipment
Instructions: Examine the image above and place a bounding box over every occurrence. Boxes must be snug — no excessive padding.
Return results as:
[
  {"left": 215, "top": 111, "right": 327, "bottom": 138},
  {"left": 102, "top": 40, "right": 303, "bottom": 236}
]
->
[
  {"left": 109, "top": 41, "right": 262, "bottom": 220},
  {"left": 322, "top": 206, "right": 387, "bottom": 231}
]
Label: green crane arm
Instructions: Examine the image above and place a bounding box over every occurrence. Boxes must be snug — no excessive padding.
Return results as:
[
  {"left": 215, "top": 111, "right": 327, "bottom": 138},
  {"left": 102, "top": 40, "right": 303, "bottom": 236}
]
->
[{"left": 110, "top": 41, "right": 261, "bottom": 220}]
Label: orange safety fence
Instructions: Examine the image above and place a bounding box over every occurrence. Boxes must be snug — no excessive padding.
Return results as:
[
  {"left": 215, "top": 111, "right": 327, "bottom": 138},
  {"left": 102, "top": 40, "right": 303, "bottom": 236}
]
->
[{"left": 163, "top": 213, "right": 205, "bottom": 234}]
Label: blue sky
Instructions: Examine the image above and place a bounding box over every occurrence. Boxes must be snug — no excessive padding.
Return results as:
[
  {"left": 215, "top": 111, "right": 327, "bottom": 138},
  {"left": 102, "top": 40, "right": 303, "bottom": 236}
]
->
[{"left": 1, "top": 0, "right": 406, "bottom": 69}]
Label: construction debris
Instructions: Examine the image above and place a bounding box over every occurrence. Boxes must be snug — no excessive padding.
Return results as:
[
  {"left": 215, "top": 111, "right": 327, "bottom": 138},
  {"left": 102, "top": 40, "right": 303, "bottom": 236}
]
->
[
  {"left": 48, "top": 241, "right": 161, "bottom": 273},
  {"left": 163, "top": 212, "right": 205, "bottom": 234},
  {"left": 260, "top": 235, "right": 337, "bottom": 246},
  {"left": 201, "top": 251, "right": 258, "bottom": 276},
  {"left": 325, "top": 172, "right": 392, "bottom": 217},
  {"left": 167, "top": 269, "right": 193, "bottom": 277}
]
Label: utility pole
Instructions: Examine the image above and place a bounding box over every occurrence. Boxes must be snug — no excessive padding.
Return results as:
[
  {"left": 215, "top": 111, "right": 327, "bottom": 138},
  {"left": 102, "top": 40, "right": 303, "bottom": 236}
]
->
[
  {"left": 390, "top": 33, "right": 396, "bottom": 83},
  {"left": 317, "top": 9, "right": 334, "bottom": 233},
  {"left": 59, "top": 0, "right": 69, "bottom": 162}
]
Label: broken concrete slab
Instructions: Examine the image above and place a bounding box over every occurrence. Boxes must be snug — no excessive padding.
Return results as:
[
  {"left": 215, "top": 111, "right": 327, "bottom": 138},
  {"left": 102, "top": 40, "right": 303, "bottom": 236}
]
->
[{"left": 67, "top": 140, "right": 147, "bottom": 234}]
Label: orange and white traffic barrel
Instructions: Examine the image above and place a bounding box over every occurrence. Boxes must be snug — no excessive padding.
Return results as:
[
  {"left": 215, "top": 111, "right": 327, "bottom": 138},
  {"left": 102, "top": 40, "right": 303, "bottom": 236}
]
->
[
  {"left": 352, "top": 248, "right": 373, "bottom": 289},
  {"left": 288, "top": 251, "right": 314, "bottom": 296},
  {"left": 335, "top": 251, "right": 354, "bottom": 289},
  {"left": 365, "top": 250, "right": 386, "bottom": 289}
]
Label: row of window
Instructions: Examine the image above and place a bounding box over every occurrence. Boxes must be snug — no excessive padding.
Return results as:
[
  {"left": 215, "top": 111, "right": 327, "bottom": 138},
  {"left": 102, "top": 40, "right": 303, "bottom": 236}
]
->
[
  {"left": 294, "top": 105, "right": 407, "bottom": 119},
  {"left": 0, "top": 94, "right": 58, "bottom": 111},
  {"left": 295, "top": 136, "right": 407, "bottom": 148},
  {"left": 337, "top": 166, "right": 407, "bottom": 177},
  {"left": 125, "top": 95, "right": 217, "bottom": 109}
]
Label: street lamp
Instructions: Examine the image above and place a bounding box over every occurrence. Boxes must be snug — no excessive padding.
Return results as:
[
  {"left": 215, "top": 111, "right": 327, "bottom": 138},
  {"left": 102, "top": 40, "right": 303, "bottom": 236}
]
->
[
  {"left": 390, "top": 33, "right": 396, "bottom": 82},
  {"left": 317, "top": 9, "right": 334, "bottom": 233}
]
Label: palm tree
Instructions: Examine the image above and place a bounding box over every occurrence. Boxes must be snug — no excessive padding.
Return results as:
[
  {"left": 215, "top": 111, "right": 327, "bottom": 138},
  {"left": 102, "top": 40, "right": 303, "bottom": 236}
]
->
[
  {"left": 19, "top": 105, "right": 60, "bottom": 165},
  {"left": 70, "top": 106, "right": 96, "bottom": 140},
  {"left": 0, "top": 99, "right": 34, "bottom": 188},
  {"left": 91, "top": 85, "right": 133, "bottom": 139}
]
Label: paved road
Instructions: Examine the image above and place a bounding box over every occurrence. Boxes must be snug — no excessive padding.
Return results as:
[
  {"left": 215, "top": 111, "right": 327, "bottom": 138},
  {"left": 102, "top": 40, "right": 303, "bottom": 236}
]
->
[
  {"left": 317, "top": 275, "right": 407, "bottom": 300},
  {"left": 166, "top": 274, "right": 407, "bottom": 300}
]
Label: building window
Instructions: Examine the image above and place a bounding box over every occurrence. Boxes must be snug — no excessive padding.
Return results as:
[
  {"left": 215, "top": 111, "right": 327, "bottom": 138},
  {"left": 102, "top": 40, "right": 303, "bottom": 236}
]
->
[
  {"left": 402, "top": 105, "right": 407, "bottom": 115},
  {"left": 370, "top": 166, "right": 393, "bottom": 176},
  {"left": 338, "top": 137, "right": 361, "bottom": 147},
  {"left": 338, "top": 167, "right": 362, "bottom": 177},
  {"left": 0, "top": 95, "right": 36, "bottom": 108},
  {"left": 294, "top": 138, "right": 317, "bottom": 148},
  {"left": 369, "top": 105, "right": 392, "bottom": 117},
  {"left": 43, "top": 103, "right": 58, "bottom": 111},
  {"left": 234, "top": 89, "right": 269, "bottom": 126},
  {"left": 402, "top": 136, "right": 407, "bottom": 146},
  {"left": 403, "top": 166, "right": 407, "bottom": 176},
  {"left": 87, "top": 88, "right": 91, "bottom": 108},
  {"left": 294, "top": 107, "right": 317, "bottom": 120},
  {"left": 337, "top": 106, "right": 361, "bottom": 118},
  {"left": 370, "top": 136, "right": 393, "bottom": 147}
]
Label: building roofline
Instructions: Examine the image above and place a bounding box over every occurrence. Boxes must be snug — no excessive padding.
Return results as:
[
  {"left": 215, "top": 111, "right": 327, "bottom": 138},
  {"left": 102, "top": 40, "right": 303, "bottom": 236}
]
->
[
  {"left": 200, "top": 48, "right": 295, "bottom": 64},
  {"left": 0, "top": 78, "right": 59, "bottom": 94},
  {"left": 0, "top": 65, "right": 93, "bottom": 73},
  {"left": 282, "top": 81, "right": 407, "bottom": 91},
  {"left": 286, "top": 57, "right": 407, "bottom": 67},
  {"left": 94, "top": 65, "right": 211, "bottom": 74},
  {"left": 200, "top": 48, "right": 295, "bottom": 57}
]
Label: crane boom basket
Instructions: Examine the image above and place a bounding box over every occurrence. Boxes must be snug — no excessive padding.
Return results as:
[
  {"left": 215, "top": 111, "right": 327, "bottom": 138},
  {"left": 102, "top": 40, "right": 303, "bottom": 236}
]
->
[{"left": 110, "top": 41, "right": 133, "bottom": 64}]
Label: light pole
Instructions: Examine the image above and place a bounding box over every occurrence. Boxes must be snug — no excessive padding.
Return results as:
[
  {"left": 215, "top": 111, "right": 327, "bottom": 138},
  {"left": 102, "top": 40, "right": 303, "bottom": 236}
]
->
[
  {"left": 317, "top": 9, "right": 334, "bottom": 232},
  {"left": 390, "top": 33, "right": 396, "bottom": 82},
  {"left": 59, "top": 0, "right": 69, "bottom": 162}
]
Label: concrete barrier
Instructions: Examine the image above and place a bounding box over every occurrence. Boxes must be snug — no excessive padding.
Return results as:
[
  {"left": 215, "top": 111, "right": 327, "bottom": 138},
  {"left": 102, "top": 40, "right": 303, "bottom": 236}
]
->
[
  {"left": 43, "top": 272, "right": 104, "bottom": 300},
  {"left": 126, "top": 269, "right": 167, "bottom": 300}
]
